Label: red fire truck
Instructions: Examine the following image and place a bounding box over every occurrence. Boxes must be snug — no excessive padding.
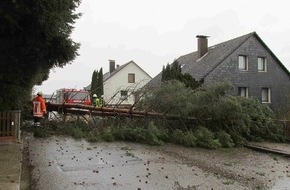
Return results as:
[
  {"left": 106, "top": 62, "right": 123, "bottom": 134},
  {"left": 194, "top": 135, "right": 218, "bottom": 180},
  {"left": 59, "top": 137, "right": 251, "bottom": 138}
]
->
[{"left": 55, "top": 88, "right": 91, "bottom": 105}]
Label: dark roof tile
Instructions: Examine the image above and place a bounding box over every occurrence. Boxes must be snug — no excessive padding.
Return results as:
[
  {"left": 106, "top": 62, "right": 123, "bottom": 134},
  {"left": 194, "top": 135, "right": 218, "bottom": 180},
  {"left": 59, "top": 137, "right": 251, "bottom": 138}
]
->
[{"left": 146, "top": 32, "right": 254, "bottom": 87}]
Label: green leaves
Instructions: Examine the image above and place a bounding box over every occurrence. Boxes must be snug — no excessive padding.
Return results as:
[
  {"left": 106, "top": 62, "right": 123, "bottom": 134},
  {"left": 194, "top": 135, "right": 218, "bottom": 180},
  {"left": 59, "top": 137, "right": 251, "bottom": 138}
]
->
[
  {"left": 90, "top": 70, "right": 98, "bottom": 98},
  {"left": 141, "top": 80, "right": 193, "bottom": 116},
  {"left": 161, "top": 60, "right": 200, "bottom": 90},
  {"left": 0, "top": 0, "right": 81, "bottom": 110},
  {"left": 90, "top": 68, "right": 103, "bottom": 99},
  {"left": 141, "top": 80, "right": 285, "bottom": 145}
]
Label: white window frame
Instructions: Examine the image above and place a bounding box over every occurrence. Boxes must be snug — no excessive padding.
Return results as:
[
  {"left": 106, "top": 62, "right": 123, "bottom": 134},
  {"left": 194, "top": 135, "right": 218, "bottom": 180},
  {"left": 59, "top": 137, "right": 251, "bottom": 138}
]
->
[
  {"left": 238, "top": 55, "right": 248, "bottom": 71},
  {"left": 261, "top": 88, "right": 271, "bottom": 103},
  {"left": 238, "top": 87, "right": 248, "bottom": 98},
  {"left": 258, "top": 57, "right": 267, "bottom": 72}
]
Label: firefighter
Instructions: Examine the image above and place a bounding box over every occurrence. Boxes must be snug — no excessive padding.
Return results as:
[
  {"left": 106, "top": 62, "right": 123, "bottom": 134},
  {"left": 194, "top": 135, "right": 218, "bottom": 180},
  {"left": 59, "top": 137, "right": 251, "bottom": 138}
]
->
[
  {"left": 92, "top": 94, "right": 101, "bottom": 107},
  {"left": 100, "top": 95, "right": 104, "bottom": 107},
  {"left": 32, "top": 91, "right": 47, "bottom": 128}
]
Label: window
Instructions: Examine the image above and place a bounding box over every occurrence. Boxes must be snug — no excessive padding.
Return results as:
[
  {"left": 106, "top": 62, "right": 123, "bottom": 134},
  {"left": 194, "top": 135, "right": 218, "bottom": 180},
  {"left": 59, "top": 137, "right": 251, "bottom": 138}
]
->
[
  {"left": 258, "top": 57, "right": 267, "bottom": 72},
  {"left": 120, "top": 90, "right": 128, "bottom": 100},
  {"left": 238, "top": 55, "right": 248, "bottom": 71},
  {"left": 128, "top": 73, "right": 135, "bottom": 83},
  {"left": 262, "top": 88, "right": 271, "bottom": 103},
  {"left": 238, "top": 87, "right": 248, "bottom": 98}
]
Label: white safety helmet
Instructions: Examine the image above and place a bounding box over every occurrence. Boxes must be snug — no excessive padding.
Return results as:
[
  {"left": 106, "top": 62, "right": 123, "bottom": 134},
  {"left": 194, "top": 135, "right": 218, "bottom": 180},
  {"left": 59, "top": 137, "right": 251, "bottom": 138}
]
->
[
  {"left": 92, "top": 94, "right": 97, "bottom": 98},
  {"left": 37, "top": 91, "right": 43, "bottom": 96}
]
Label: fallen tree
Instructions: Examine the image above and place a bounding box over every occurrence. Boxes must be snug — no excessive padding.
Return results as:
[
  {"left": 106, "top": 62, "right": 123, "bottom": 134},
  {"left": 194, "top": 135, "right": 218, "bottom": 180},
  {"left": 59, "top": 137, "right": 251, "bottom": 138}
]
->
[{"left": 46, "top": 102, "right": 197, "bottom": 121}]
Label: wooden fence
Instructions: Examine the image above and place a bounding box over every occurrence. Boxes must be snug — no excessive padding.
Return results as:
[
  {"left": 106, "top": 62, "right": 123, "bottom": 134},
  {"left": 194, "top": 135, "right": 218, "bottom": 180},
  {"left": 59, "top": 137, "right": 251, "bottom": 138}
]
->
[{"left": 0, "top": 110, "right": 21, "bottom": 141}]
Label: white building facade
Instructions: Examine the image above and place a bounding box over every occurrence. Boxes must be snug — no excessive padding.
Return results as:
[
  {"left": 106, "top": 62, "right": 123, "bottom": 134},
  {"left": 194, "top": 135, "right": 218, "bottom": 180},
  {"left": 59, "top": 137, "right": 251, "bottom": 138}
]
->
[{"left": 101, "top": 60, "right": 152, "bottom": 106}]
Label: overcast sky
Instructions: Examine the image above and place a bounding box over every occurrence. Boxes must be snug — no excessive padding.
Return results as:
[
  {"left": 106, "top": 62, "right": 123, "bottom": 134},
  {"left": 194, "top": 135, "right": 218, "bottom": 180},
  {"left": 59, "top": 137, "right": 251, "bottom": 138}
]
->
[{"left": 35, "top": 0, "right": 290, "bottom": 94}]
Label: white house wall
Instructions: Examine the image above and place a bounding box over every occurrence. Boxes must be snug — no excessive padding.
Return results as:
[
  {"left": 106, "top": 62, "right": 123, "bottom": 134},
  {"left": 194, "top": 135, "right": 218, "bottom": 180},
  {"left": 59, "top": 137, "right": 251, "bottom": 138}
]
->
[{"left": 103, "top": 62, "right": 151, "bottom": 105}]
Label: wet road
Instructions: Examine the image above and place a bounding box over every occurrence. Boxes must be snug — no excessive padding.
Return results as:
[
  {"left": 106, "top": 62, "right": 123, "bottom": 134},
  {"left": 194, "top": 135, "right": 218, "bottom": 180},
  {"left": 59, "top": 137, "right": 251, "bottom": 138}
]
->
[{"left": 28, "top": 136, "right": 290, "bottom": 190}]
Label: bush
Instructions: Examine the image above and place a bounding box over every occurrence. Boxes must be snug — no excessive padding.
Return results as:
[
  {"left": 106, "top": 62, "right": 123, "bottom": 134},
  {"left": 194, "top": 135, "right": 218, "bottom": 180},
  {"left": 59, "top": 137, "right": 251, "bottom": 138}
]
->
[
  {"left": 239, "top": 97, "right": 285, "bottom": 142},
  {"left": 54, "top": 120, "right": 91, "bottom": 139},
  {"left": 195, "top": 127, "right": 221, "bottom": 149},
  {"left": 139, "top": 80, "right": 194, "bottom": 116},
  {"left": 99, "top": 121, "right": 166, "bottom": 145},
  {"left": 34, "top": 127, "right": 50, "bottom": 138},
  {"left": 188, "top": 81, "right": 284, "bottom": 144},
  {"left": 170, "top": 129, "right": 185, "bottom": 144},
  {"left": 215, "top": 130, "right": 234, "bottom": 148},
  {"left": 87, "top": 133, "right": 100, "bottom": 143},
  {"left": 70, "top": 127, "right": 85, "bottom": 139},
  {"left": 146, "top": 121, "right": 164, "bottom": 145},
  {"left": 119, "top": 126, "right": 146, "bottom": 142},
  {"left": 182, "top": 131, "right": 197, "bottom": 147},
  {"left": 169, "top": 126, "right": 218, "bottom": 149},
  {"left": 100, "top": 126, "right": 115, "bottom": 142}
]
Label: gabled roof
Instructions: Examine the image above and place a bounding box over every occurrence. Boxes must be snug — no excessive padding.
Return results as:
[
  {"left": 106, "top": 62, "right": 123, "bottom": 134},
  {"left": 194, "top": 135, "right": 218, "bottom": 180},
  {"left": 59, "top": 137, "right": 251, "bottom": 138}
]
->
[
  {"left": 103, "top": 60, "right": 151, "bottom": 82},
  {"left": 85, "top": 60, "right": 152, "bottom": 90},
  {"left": 146, "top": 32, "right": 290, "bottom": 87},
  {"left": 103, "top": 62, "right": 128, "bottom": 82}
]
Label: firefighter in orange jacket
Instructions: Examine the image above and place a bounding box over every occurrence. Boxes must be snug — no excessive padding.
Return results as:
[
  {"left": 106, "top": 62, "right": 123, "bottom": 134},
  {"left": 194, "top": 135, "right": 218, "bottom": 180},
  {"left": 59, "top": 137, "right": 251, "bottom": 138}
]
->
[{"left": 32, "top": 91, "right": 47, "bottom": 127}]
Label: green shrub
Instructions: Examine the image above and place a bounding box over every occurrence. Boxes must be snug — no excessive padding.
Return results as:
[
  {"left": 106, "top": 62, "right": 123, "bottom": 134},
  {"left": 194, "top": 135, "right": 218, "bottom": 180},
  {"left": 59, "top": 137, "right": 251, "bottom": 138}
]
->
[
  {"left": 170, "top": 129, "right": 185, "bottom": 144},
  {"left": 215, "top": 130, "right": 234, "bottom": 148},
  {"left": 100, "top": 126, "right": 115, "bottom": 142},
  {"left": 146, "top": 121, "right": 163, "bottom": 145},
  {"left": 116, "top": 126, "right": 146, "bottom": 142},
  {"left": 70, "top": 127, "right": 85, "bottom": 139},
  {"left": 182, "top": 131, "right": 197, "bottom": 147},
  {"left": 141, "top": 80, "right": 285, "bottom": 144},
  {"left": 230, "top": 133, "right": 246, "bottom": 146},
  {"left": 138, "top": 80, "right": 194, "bottom": 116},
  {"left": 34, "top": 127, "right": 50, "bottom": 138},
  {"left": 86, "top": 133, "right": 100, "bottom": 143},
  {"left": 195, "top": 127, "right": 221, "bottom": 149}
]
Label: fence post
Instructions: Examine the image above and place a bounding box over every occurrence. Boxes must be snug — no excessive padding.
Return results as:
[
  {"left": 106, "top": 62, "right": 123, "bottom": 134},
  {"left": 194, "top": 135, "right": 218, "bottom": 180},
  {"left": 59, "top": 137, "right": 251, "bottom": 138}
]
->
[
  {"left": 13, "top": 110, "right": 21, "bottom": 142},
  {"left": 0, "top": 110, "right": 21, "bottom": 141}
]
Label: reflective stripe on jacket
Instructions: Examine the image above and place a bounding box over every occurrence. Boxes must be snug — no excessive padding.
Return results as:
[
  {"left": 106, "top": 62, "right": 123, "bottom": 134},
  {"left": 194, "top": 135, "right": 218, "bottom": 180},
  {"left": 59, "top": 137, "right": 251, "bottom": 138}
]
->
[
  {"left": 33, "top": 101, "right": 43, "bottom": 117},
  {"left": 32, "top": 96, "right": 46, "bottom": 117}
]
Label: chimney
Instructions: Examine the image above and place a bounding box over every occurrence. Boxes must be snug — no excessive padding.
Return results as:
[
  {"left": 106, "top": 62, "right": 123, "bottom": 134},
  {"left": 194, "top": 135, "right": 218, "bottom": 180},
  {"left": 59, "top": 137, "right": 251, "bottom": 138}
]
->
[
  {"left": 196, "top": 35, "right": 209, "bottom": 58},
  {"left": 109, "top": 60, "right": 115, "bottom": 74}
]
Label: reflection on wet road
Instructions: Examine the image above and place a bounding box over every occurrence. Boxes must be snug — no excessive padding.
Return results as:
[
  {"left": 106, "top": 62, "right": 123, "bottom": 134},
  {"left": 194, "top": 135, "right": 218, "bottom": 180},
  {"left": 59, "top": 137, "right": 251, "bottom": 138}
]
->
[{"left": 29, "top": 136, "right": 290, "bottom": 190}]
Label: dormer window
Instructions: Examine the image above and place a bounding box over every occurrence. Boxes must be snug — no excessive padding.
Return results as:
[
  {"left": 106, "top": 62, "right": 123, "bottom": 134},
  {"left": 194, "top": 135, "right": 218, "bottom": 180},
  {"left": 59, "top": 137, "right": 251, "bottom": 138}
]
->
[
  {"left": 238, "top": 55, "right": 248, "bottom": 71},
  {"left": 258, "top": 57, "right": 267, "bottom": 72}
]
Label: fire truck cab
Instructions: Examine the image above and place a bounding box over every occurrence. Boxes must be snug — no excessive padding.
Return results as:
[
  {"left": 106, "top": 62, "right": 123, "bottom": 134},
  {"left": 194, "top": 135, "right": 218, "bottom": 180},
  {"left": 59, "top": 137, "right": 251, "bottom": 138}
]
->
[{"left": 55, "top": 88, "right": 91, "bottom": 105}]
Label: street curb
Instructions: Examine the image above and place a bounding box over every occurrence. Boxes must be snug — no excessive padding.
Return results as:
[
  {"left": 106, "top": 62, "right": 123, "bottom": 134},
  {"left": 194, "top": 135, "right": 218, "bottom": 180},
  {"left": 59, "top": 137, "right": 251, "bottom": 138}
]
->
[{"left": 245, "top": 143, "right": 290, "bottom": 158}]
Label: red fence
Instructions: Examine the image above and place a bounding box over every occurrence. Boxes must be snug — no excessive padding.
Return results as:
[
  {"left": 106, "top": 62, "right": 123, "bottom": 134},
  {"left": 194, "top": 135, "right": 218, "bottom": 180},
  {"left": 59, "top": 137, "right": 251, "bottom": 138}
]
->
[{"left": 0, "top": 110, "right": 21, "bottom": 141}]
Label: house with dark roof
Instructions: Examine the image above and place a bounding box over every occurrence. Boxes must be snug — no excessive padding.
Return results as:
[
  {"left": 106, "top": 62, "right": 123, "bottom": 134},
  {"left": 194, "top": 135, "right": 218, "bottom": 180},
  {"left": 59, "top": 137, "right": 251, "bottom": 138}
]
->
[
  {"left": 86, "top": 60, "right": 152, "bottom": 106},
  {"left": 147, "top": 32, "right": 290, "bottom": 111}
]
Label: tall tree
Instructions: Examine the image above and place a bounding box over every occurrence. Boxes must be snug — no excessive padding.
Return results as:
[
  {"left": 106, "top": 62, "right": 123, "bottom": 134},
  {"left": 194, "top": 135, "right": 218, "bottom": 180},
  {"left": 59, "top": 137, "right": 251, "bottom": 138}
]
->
[
  {"left": 161, "top": 60, "right": 200, "bottom": 90},
  {"left": 0, "top": 0, "right": 81, "bottom": 110},
  {"left": 90, "top": 70, "right": 98, "bottom": 99},
  {"left": 97, "top": 68, "right": 103, "bottom": 97},
  {"left": 90, "top": 67, "right": 103, "bottom": 99}
]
